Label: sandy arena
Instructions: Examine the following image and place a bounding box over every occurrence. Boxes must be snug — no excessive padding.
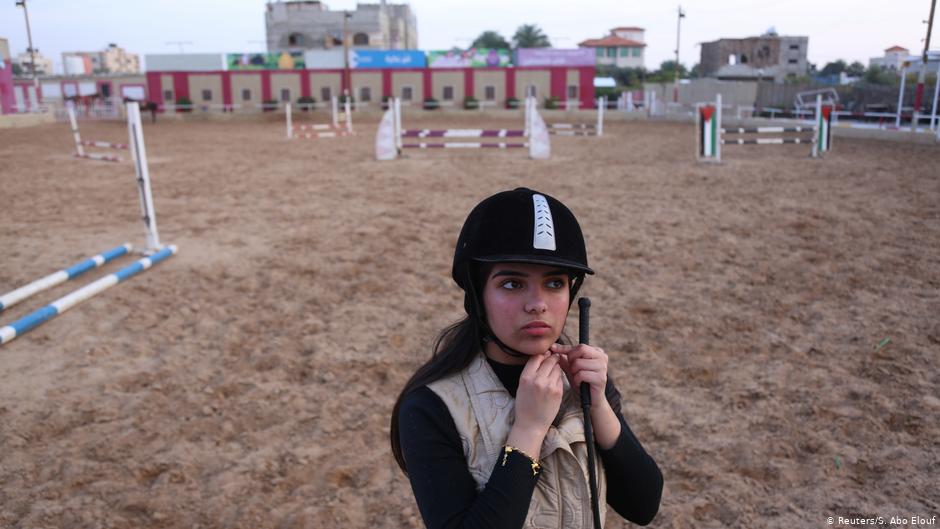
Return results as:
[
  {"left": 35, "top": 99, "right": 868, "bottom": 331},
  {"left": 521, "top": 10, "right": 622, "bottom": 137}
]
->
[{"left": 0, "top": 109, "right": 938, "bottom": 529}]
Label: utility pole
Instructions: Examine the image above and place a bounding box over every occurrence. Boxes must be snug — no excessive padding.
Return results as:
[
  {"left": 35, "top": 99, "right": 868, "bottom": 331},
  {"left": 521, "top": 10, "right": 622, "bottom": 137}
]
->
[
  {"left": 674, "top": 6, "right": 685, "bottom": 103},
  {"left": 913, "top": 0, "right": 937, "bottom": 127},
  {"left": 15, "top": 0, "right": 39, "bottom": 93},
  {"left": 342, "top": 11, "right": 352, "bottom": 102}
]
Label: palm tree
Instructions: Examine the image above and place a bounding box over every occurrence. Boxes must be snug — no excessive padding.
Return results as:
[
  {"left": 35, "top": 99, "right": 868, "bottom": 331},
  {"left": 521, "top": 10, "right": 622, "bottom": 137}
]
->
[
  {"left": 471, "top": 31, "right": 511, "bottom": 49},
  {"left": 512, "top": 24, "right": 551, "bottom": 49}
]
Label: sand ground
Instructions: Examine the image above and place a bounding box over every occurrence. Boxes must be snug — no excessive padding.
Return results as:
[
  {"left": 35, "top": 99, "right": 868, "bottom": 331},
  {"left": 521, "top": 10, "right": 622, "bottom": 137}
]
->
[{"left": 0, "top": 109, "right": 938, "bottom": 529}]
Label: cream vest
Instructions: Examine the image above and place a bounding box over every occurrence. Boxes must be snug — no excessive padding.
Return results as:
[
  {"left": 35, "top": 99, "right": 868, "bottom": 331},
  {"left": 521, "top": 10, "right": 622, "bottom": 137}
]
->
[{"left": 428, "top": 352, "right": 608, "bottom": 529}]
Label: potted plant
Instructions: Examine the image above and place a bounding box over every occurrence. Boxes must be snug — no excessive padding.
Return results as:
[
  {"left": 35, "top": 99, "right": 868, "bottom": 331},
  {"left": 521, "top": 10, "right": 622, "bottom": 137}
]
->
[
  {"left": 505, "top": 97, "right": 520, "bottom": 109},
  {"left": 464, "top": 96, "right": 479, "bottom": 110},
  {"left": 297, "top": 96, "right": 316, "bottom": 111},
  {"left": 262, "top": 99, "right": 279, "bottom": 112},
  {"left": 176, "top": 96, "right": 193, "bottom": 113},
  {"left": 543, "top": 96, "right": 560, "bottom": 110},
  {"left": 423, "top": 97, "right": 439, "bottom": 110}
]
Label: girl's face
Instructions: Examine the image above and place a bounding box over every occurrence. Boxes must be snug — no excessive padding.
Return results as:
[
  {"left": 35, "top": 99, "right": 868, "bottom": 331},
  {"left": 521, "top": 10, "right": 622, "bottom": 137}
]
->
[{"left": 482, "top": 262, "right": 571, "bottom": 364}]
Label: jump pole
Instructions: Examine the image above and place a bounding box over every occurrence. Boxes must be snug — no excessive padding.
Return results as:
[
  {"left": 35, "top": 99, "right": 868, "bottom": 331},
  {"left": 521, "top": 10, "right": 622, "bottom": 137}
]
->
[
  {"left": 0, "top": 243, "right": 131, "bottom": 312},
  {"left": 0, "top": 245, "right": 178, "bottom": 345},
  {"left": 286, "top": 96, "right": 353, "bottom": 139},
  {"left": 68, "top": 104, "right": 124, "bottom": 163},
  {"left": 0, "top": 101, "right": 176, "bottom": 346},
  {"left": 127, "top": 102, "right": 161, "bottom": 252}
]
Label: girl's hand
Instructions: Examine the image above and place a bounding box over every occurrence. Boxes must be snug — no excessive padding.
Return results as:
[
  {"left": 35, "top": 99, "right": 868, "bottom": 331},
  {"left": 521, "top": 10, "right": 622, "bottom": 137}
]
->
[
  {"left": 512, "top": 351, "right": 565, "bottom": 438},
  {"left": 551, "top": 343, "right": 609, "bottom": 407}
]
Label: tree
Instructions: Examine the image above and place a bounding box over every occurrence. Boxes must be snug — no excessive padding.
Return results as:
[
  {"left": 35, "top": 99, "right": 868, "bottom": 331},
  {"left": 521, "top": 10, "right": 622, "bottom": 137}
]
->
[
  {"left": 645, "top": 60, "right": 688, "bottom": 83},
  {"left": 471, "top": 31, "right": 510, "bottom": 49},
  {"left": 596, "top": 65, "right": 647, "bottom": 88},
  {"left": 512, "top": 24, "right": 551, "bottom": 48},
  {"left": 12, "top": 63, "right": 23, "bottom": 76},
  {"left": 819, "top": 60, "right": 847, "bottom": 77},
  {"left": 846, "top": 61, "right": 866, "bottom": 77},
  {"left": 689, "top": 63, "right": 702, "bottom": 79},
  {"left": 863, "top": 65, "right": 896, "bottom": 85}
]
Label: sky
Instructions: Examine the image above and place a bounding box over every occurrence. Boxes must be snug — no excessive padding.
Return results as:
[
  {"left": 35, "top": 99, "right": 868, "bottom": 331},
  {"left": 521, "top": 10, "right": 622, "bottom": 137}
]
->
[{"left": 0, "top": 0, "right": 935, "bottom": 74}]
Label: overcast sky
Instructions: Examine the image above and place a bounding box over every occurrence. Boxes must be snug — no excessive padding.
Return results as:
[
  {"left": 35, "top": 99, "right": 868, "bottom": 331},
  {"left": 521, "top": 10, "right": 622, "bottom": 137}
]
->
[{"left": 1, "top": 0, "right": 934, "bottom": 73}]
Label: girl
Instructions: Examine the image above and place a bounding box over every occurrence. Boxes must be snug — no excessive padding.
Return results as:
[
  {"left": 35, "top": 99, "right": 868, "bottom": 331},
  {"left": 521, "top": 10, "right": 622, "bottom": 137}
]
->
[{"left": 390, "top": 188, "right": 663, "bottom": 529}]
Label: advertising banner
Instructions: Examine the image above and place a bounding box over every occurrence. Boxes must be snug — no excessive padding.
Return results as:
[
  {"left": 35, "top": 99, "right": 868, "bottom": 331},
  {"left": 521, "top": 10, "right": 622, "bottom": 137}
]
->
[
  {"left": 427, "top": 48, "right": 510, "bottom": 68},
  {"left": 516, "top": 48, "right": 595, "bottom": 67},
  {"left": 351, "top": 50, "right": 426, "bottom": 69},
  {"left": 304, "top": 50, "right": 346, "bottom": 69},
  {"left": 227, "top": 52, "right": 305, "bottom": 70},
  {"left": 146, "top": 54, "right": 226, "bottom": 72}
]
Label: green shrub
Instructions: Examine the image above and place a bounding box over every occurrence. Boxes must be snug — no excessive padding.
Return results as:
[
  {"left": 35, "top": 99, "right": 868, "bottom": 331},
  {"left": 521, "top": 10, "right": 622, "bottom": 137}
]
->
[
  {"left": 262, "top": 99, "right": 279, "bottom": 112},
  {"left": 297, "top": 96, "right": 316, "bottom": 111},
  {"left": 423, "top": 97, "right": 439, "bottom": 110},
  {"left": 176, "top": 96, "right": 193, "bottom": 113},
  {"left": 543, "top": 96, "right": 560, "bottom": 110},
  {"left": 505, "top": 97, "right": 520, "bottom": 109},
  {"left": 464, "top": 97, "right": 479, "bottom": 110}
]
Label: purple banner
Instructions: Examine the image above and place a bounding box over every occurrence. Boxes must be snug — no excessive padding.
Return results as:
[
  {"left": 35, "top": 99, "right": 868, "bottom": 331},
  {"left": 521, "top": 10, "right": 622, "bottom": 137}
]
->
[{"left": 516, "top": 48, "right": 595, "bottom": 67}]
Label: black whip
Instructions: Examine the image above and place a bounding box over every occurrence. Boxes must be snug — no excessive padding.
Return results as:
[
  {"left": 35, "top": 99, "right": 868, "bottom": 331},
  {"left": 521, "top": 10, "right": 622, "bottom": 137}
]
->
[{"left": 578, "top": 297, "right": 602, "bottom": 529}]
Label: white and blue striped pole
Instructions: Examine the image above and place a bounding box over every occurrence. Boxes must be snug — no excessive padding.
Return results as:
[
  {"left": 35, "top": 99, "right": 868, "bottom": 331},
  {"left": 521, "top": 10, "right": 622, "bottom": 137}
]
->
[
  {"left": 0, "top": 243, "right": 131, "bottom": 312},
  {"left": 0, "top": 245, "right": 177, "bottom": 346}
]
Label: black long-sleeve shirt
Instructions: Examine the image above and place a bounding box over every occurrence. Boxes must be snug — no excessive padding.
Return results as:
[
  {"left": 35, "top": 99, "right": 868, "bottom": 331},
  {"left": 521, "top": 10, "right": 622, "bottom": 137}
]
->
[{"left": 398, "top": 356, "right": 663, "bottom": 529}]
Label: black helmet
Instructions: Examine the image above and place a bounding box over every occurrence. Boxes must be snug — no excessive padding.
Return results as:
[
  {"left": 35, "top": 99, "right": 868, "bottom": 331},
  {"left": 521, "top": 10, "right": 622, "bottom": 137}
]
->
[{"left": 452, "top": 187, "right": 594, "bottom": 292}]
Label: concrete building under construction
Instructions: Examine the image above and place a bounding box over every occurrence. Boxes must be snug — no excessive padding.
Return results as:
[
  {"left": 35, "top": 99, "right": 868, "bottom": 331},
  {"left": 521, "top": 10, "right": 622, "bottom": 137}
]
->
[
  {"left": 265, "top": 0, "right": 418, "bottom": 52},
  {"left": 700, "top": 33, "right": 809, "bottom": 83}
]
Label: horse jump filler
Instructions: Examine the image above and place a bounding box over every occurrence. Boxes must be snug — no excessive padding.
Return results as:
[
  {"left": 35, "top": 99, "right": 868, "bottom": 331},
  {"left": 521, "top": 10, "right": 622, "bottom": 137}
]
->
[
  {"left": 375, "top": 97, "right": 551, "bottom": 160},
  {"left": 67, "top": 103, "right": 129, "bottom": 162},
  {"left": 1, "top": 102, "right": 177, "bottom": 346},
  {"left": 527, "top": 97, "right": 606, "bottom": 137},
  {"left": 286, "top": 96, "right": 354, "bottom": 139},
  {"left": 697, "top": 94, "right": 832, "bottom": 163}
]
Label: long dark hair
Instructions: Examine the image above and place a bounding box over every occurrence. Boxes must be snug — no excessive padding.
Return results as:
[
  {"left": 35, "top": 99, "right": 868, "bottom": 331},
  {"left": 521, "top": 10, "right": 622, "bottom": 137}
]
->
[{"left": 390, "top": 314, "right": 484, "bottom": 475}]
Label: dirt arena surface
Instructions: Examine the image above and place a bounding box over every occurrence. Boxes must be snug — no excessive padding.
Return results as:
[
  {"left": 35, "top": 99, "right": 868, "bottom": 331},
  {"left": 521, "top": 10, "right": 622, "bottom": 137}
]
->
[{"left": 0, "top": 110, "right": 938, "bottom": 529}]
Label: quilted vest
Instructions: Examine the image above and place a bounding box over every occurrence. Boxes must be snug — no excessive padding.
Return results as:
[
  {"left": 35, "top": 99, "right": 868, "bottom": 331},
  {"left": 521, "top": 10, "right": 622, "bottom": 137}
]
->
[{"left": 428, "top": 352, "right": 608, "bottom": 529}]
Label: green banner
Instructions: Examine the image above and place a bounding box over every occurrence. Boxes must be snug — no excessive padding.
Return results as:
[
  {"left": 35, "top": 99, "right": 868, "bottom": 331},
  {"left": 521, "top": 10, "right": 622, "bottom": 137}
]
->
[
  {"left": 227, "top": 52, "right": 305, "bottom": 70},
  {"left": 427, "top": 49, "right": 511, "bottom": 68}
]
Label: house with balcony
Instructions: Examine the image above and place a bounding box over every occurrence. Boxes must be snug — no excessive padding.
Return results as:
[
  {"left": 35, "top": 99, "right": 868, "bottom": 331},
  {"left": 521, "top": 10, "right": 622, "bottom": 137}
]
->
[{"left": 578, "top": 27, "right": 645, "bottom": 69}]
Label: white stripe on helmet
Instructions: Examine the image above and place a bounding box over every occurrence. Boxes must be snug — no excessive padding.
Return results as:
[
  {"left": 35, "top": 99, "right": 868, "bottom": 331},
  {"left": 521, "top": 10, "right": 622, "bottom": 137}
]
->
[{"left": 532, "top": 194, "right": 556, "bottom": 251}]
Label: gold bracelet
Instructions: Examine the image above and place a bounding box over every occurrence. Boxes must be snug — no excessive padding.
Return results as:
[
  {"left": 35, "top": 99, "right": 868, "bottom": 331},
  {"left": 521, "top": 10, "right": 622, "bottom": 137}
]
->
[{"left": 502, "top": 445, "right": 541, "bottom": 476}]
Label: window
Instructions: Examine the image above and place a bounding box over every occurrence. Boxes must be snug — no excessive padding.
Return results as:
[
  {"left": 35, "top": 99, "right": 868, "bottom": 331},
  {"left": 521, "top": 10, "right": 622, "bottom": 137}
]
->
[
  {"left": 353, "top": 33, "right": 369, "bottom": 46},
  {"left": 484, "top": 85, "right": 496, "bottom": 100},
  {"left": 164, "top": 89, "right": 173, "bottom": 101},
  {"left": 740, "top": 54, "right": 748, "bottom": 64},
  {"left": 443, "top": 85, "right": 454, "bottom": 100},
  {"left": 790, "top": 44, "right": 800, "bottom": 50},
  {"left": 619, "top": 47, "right": 630, "bottom": 57},
  {"left": 595, "top": 48, "right": 604, "bottom": 58},
  {"left": 202, "top": 89, "right": 212, "bottom": 101},
  {"left": 280, "top": 88, "right": 291, "bottom": 102},
  {"left": 321, "top": 87, "right": 332, "bottom": 101},
  {"left": 567, "top": 85, "right": 578, "bottom": 99},
  {"left": 359, "top": 86, "right": 372, "bottom": 102},
  {"left": 607, "top": 47, "right": 617, "bottom": 58},
  {"left": 402, "top": 86, "right": 414, "bottom": 101},
  {"left": 288, "top": 33, "right": 305, "bottom": 46},
  {"left": 728, "top": 54, "right": 737, "bottom": 65},
  {"left": 242, "top": 89, "right": 251, "bottom": 101},
  {"left": 632, "top": 47, "right": 642, "bottom": 57},
  {"left": 526, "top": 85, "right": 537, "bottom": 97},
  {"left": 788, "top": 59, "right": 798, "bottom": 64}
]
